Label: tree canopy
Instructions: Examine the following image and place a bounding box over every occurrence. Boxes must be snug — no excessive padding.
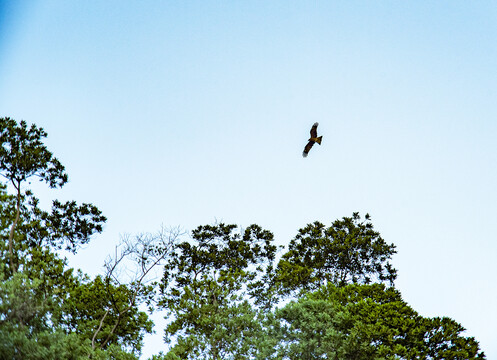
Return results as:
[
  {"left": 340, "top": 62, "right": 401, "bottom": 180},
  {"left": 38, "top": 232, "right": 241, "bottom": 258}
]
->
[
  {"left": 275, "top": 212, "right": 397, "bottom": 296},
  {"left": 158, "top": 223, "right": 277, "bottom": 359},
  {"left": 259, "top": 283, "right": 485, "bottom": 359},
  {"left": 0, "top": 118, "right": 486, "bottom": 359}
]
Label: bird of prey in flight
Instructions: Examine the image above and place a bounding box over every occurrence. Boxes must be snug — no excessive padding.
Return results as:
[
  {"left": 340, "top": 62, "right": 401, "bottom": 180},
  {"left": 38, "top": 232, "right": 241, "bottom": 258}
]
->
[{"left": 302, "top": 122, "right": 322, "bottom": 157}]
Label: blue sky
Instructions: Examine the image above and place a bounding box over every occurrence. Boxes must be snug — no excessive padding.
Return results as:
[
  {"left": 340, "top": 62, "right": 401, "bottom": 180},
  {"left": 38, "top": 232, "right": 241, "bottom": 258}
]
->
[{"left": 1, "top": 1, "right": 496, "bottom": 358}]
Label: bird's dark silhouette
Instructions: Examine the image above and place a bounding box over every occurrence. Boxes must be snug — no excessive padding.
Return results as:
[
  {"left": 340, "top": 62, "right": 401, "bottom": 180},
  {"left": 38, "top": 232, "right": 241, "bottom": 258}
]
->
[{"left": 302, "top": 122, "right": 322, "bottom": 157}]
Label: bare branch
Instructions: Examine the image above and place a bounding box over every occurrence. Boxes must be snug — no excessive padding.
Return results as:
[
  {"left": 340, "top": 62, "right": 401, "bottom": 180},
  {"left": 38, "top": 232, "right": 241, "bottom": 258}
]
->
[{"left": 91, "top": 225, "right": 184, "bottom": 351}]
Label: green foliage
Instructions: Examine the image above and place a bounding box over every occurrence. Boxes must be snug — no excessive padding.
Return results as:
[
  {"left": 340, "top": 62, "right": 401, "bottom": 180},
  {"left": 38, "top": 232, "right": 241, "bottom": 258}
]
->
[
  {"left": 89, "top": 344, "right": 140, "bottom": 360},
  {"left": 164, "top": 298, "right": 264, "bottom": 360},
  {"left": 261, "top": 283, "right": 485, "bottom": 359},
  {"left": 62, "top": 274, "right": 154, "bottom": 354},
  {"left": 0, "top": 271, "right": 50, "bottom": 331},
  {"left": 0, "top": 247, "right": 147, "bottom": 358},
  {"left": 258, "top": 299, "right": 373, "bottom": 360},
  {"left": 422, "top": 317, "right": 485, "bottom": 359},
  {"left": 0, "top": 269, "right": 87, "bottom": 360},
  {"left": 159, "top": 223, "right": 277, "bottom": 359},
  {"left": 0, "top": 327, "right": 89, "bottom": 360},
  {"left": 0, "top": 117, "right": 67, "bottom": 188},
  {"left": 29, "top": 198, "right": 107, "bottom": 252},
  {"left": 275, "top": 213, "right": 397, "bottom": 295},
  {"left": 0, "top": 118, "right": 106, "bottom": 273}
]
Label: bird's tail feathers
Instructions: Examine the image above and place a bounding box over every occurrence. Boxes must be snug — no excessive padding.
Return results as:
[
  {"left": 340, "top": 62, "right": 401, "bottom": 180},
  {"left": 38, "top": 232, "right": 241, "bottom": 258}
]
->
[{"left": 316, "top": 136, "right": 323, "bottom": 145}]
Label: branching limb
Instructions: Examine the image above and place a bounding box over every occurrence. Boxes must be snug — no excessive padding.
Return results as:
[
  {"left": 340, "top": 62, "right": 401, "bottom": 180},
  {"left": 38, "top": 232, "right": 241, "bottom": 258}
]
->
[{"left": 91, "top": 225, "right": 183, "bottom": 351}]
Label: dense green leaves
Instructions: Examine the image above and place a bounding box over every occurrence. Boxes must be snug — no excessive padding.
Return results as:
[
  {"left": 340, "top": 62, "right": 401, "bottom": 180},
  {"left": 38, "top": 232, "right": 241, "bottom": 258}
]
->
[
  {"left": 29, "top": 199, "right": 107, "bottom": 252},
  {"left": 163, "top": 297, "right": 264, "bottom": 360},
  {"left": 159, "top": 223, "right": 277, "bottom": 359},
  {"left": 259, "top": 298, "right": 373, "bottom": 360},
  {"left": 0, "top": 269, "right": 87, "bottom": 360},
  {"left": 0, "top": 117, "right": 67, "bottom": 188},
  {"left": 262, "top": 283, "right": 486, "bottom": 360},
  {"left": 61, "top": 275, "right": 153, "bottom": 354},
  {"left": 275, "top": 213, "right": 397, "bottom": 295}
]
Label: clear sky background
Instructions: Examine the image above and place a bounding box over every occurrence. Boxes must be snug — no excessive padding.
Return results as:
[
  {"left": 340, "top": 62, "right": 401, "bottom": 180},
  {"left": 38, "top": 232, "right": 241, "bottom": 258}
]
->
[{"left": 1, "top": 1, "right": 496, "bottom": 358}]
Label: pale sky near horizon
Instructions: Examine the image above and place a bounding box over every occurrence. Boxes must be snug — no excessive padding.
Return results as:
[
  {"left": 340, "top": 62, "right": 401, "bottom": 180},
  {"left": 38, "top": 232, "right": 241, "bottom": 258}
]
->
[{"left": 1, "top": 1, "right": 496, "bottom": 358}]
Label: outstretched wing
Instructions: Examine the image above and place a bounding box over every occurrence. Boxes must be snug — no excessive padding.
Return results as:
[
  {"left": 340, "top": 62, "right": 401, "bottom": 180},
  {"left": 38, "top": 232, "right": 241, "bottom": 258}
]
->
[
  {"left": 310, "top": 122, "right": 319, "bottom": 138},
  {"left": 302, "top": 141, "right": 314, "bottom": 157}
]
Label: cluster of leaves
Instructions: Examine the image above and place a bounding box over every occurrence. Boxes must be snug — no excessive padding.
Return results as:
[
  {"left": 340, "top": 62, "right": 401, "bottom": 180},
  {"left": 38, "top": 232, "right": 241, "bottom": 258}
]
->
[
  {"left": 275, "top": 213, "right": 397, "bottom": 295},
  {"left": 0, "top": 263, "right": 149, "bottom": 360},
  {"left": 260, "top": 284, "right": 484, "bottom": 359},
  {"left": 158, "top": 223, "right": 276, "bottom": 359},
  {"left": 0, "top": 117, "right": 67, "bottom": 188}
]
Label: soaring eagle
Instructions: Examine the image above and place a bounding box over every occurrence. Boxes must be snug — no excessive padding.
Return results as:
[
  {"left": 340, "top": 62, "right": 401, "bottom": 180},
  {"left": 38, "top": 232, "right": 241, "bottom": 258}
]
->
[{"left": 302, "top": 122, "right": 322, "bottom": 157}]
